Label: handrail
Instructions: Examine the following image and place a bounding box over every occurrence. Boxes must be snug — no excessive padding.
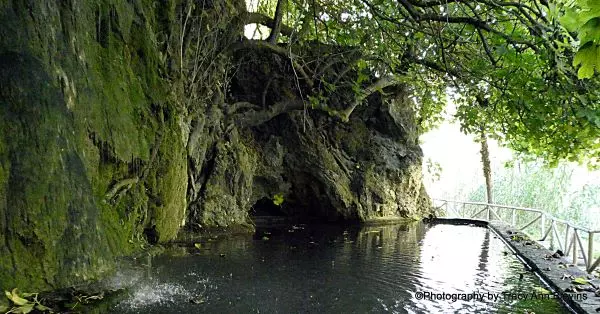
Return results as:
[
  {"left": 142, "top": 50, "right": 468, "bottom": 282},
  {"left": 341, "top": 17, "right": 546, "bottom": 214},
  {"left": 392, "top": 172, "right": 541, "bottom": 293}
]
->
[
  {"left": 437, "top": 199, "right": 544, "bottom": 213},
  {"left": 433, "top": 198, "right": 600, "bottom": 273},
  {"left": 434, "top": 199, "right": 599, "bottom": 233}
]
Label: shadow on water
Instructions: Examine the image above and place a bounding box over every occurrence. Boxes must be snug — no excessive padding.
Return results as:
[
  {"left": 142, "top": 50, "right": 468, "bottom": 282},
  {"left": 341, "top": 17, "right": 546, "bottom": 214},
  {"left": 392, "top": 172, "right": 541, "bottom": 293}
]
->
[{"left": 100, "top": 222, "right": 568, "bottom": 313}]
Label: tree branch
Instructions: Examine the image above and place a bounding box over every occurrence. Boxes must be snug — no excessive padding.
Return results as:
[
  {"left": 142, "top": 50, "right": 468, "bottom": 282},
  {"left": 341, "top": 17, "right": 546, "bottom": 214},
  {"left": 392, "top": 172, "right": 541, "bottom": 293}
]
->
[
  {"left": 226, "top": 101, "right": 261, "bottom": 115},
  {"left": 235, "top": 99, "right": 305, "bottom": 127},
  {"left": 233, "top": 75, "right": 399, "bottom": 127},
  {"left": 477, "top": 28, "right": 497, "bottom": 67},
  {"left": 267, "top": 0, "right": 287, "bottom": 43},
  {"left": 408, "top": 55, "right": 462, "bottom": 79},
  {"left": 396, "top": 0, "right": 539, "bottom": 51},
  {"left": 241, "top": 12, "right": 294, "bottom": 37},
  {"left": 340, "top": 76, "right": 398, "bottom": 121},
  {"left": 229, "top": 40, "right": 314, "bottom": 88}
]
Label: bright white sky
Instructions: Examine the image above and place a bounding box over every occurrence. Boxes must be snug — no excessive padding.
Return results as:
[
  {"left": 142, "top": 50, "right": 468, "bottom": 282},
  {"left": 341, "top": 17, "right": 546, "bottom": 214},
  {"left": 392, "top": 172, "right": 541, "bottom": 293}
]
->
[
  {"left": 245, "top": 0, "right": 268, "bottom": 39},
  {"left": 420, "top": 103, "right": 512, "bottom": 200},
  {"left": 420, "top": 102, "right": 600, "bottom": 202}
]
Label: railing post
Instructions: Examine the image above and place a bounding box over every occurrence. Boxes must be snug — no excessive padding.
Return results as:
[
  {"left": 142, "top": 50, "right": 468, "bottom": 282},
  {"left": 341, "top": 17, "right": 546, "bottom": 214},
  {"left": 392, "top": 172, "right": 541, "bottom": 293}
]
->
[
  {"left": 589, "top": 232, "right": 594, "bottom": 272},
  {"left": 565, "top": 225, "right": 570, "bottom": 256},
  {"left": 486, "top": 205, "right": 490, "bottom": 221},
  {"left": 511, "top": 208, "right": 516, "bottom": 226},
  {"left": 549, "top": 221, "right": 554, "bottom": 250},
  {"left": 573, "top": 230, "right": 578, "bottom": 265},
  {"left": 540, "top": 214, "right": 545, "bottom": 240}
]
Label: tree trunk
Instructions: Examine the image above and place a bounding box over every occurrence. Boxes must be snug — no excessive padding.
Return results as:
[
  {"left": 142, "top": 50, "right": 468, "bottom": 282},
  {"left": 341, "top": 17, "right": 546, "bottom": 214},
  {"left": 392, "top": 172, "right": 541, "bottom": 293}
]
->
[
  {"left": 267, "top": 0, "right": 287, "bottom": 44},
  {"left": 479, "top": 129, "right": 493, "bottom": 204}
]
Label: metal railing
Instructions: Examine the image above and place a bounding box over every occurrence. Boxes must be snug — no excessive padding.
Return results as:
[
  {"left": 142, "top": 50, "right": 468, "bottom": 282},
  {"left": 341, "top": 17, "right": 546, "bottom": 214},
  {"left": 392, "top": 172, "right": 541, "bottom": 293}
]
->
[{"left": 433, "top": 199, "right": 600, "bottom": 273}]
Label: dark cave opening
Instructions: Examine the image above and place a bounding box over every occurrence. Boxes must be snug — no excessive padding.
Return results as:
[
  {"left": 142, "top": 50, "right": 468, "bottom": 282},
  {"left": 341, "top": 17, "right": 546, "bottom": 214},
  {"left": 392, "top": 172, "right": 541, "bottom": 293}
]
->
[{"left": 250, "top": 197, "right": 287, "bottom": 217}]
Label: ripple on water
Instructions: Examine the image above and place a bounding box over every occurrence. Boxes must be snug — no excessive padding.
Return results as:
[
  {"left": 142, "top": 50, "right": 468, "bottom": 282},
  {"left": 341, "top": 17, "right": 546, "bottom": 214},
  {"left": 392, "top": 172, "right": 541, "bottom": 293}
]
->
[{"left": 110, "top": 223, "right": 568, "bottom": 314}]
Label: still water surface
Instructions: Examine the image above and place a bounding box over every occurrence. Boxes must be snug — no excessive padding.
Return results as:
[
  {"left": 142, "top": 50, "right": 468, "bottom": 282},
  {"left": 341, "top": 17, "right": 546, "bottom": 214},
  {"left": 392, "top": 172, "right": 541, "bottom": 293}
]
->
[{"left": 110, "top": 222, "right": 568, "bottom": 313}]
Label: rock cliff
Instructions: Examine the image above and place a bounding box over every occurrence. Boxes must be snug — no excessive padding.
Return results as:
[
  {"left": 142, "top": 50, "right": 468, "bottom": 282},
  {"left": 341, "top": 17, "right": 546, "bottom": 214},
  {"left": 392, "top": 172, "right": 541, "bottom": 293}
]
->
[{"left": 0, "top": 0, "right": 431, "bottom": 291}]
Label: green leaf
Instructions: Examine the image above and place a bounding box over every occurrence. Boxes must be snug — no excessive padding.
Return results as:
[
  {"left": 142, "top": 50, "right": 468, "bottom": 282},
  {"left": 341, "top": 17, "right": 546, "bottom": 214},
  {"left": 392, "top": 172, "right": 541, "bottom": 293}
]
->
[
  {"left": 272, "top": 193, "right": 284, "bottom": 206},
  {"left": 535, "top": 287, "right": 551, "bottom": 294},
  {"left": 579, "top": 17, "right": 600, "bottom": 44},
  {"left": 6, "top": 289, "right": 29, "bottom": 306},
  {"left": 34, "top": 303, "right": 51, "bottom": 311},
  {"left": 357, "top": 59, "right": 367, "bottom": 70},
  {"left": 584, "top": 0, "right": 600, "bottom": 12},
  {"left": 18, "top": 292, "right": 35, "bottom": 299},
  {"left": 573, "top": 44, "right": 600, "bottom": 79},
  {"left": 194, "top": 243, "right": 202, "bottom": 249},
  {"left": 356, "top": 71, "right": 368, "bottom": 85},
  {"left": 560, "top": 9, "right": 583, "bottom": 32},
  {"left": 572, "top": 277, "right": 589, "bottom": 285},
  {"left": 560, "top": 5, "right": 599, "bottom": 32},
  {"left": 15, "top": 303, "right": 34, "bottom": 314}
]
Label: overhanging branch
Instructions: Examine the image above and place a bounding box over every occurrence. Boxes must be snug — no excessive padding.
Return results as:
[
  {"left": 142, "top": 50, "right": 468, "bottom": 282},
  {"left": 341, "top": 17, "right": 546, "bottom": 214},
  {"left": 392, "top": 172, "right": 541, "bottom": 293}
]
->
[
  {"left": 241, "top": 12, "right": 294, "bottom": 37},
  {"left": 235, "top": 99, "right": 305, "bottom": 127},
  {"left": 234, "top": 75, "right": 399, "bottom": 127},
  {"left": 396, "top": 0, "right": 539, "bottom": 51},
  {"left": 339, "top": 76, "right": 398, "bottom": 121},
  {"left": 229, "top": 40, "right": 314, "bottom": 88}
]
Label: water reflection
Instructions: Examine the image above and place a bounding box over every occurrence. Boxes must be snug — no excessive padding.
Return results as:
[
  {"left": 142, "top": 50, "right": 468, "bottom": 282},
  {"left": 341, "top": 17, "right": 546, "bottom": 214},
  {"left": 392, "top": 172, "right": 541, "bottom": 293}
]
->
[{"left": 110, "top": 222, "right": 567, "bottom": 313}]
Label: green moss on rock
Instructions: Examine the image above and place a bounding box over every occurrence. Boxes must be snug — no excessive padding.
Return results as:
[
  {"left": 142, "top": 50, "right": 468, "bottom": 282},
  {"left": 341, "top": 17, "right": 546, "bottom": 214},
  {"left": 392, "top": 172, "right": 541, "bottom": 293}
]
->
[
  {"left": 199, "top": 131, "right": 257, "bottom": 228},
  {"left": 145, "top": 116, "right": 187, "bottom": 242},
  {"left": 0, "top": 0, "right": 190, "bottom": 291}
]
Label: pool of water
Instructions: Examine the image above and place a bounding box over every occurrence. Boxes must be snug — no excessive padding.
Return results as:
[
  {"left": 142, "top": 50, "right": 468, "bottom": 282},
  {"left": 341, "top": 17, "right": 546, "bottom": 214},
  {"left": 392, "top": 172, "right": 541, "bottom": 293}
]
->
[{"left": 108, "top": 222, "right": 569, "bottom": 313}]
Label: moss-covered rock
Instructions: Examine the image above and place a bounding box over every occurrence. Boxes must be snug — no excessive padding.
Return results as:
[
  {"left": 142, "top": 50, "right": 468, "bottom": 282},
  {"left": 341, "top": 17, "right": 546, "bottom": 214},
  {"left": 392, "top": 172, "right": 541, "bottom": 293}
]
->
[
  {"left": 0, "top": 0, "right": 190, "bottom": 291},
  {"left": 196, "top": 129, "right": 257, "bottom": 228},
  {"left": 221, "top": 47, "right": 433, "bottom": 223},
  {"left": 0, "top": 0, "right": 430, "bottom": 294}
]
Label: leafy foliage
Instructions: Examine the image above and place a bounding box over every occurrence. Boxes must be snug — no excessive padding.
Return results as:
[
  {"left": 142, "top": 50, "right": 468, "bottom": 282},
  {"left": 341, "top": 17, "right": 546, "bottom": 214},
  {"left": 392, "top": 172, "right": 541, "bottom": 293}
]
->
[
  {"left": 559, "top": 0, "right": 600, "bottom": 78},
  {"left": 424, "top": 158, "right": 442, "bottom": 183},
  {"left": 4, "top": 288, "right": 51, "bottom": 313},
  {"left": 272, "top": 193, "right": 285, "bottom": 206},
  {"left": 246, "top": 0, "right": 600, "bottom": 167},
  {"left": 467, "top": 160, "right": 600, "bottom": 229},
  {"left": 468, "top": 161, "right": 571, "bottom": 213}
]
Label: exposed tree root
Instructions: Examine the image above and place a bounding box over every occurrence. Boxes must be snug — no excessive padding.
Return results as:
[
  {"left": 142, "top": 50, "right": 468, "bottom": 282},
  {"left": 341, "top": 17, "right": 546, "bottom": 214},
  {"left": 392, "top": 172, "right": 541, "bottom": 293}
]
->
[
  {"left": 229, "top": 40, "right": 314, "bottom": 88},
  {"left": 105, "top": 177, "right": 139, "bottom": 202}
]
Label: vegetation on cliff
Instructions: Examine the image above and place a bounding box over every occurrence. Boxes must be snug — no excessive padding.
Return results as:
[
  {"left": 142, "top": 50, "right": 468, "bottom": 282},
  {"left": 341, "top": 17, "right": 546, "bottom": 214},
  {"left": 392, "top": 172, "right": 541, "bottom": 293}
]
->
[
  {"left": 243, "top": 0, "right": 600, "bottom": 167},
  {"left": 0, "top": 0, "right": 429, "bottom": 293},
  {"left": 1, "top": 0, "right": 599, "bottom": 295}
]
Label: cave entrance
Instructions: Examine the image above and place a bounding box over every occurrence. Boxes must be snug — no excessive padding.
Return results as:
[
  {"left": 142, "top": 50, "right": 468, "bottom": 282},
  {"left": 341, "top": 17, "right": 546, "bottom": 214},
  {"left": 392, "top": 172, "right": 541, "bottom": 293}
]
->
[{"left": 250, "top": 197, "right": 287, "bottom": 217}]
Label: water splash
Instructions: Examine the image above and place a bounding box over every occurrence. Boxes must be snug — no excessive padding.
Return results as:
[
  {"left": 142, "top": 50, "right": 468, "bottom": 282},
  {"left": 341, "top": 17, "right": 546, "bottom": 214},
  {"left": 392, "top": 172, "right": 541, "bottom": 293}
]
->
[{"left": 117, "top": 281, "right": 192, "bottom": 311}]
